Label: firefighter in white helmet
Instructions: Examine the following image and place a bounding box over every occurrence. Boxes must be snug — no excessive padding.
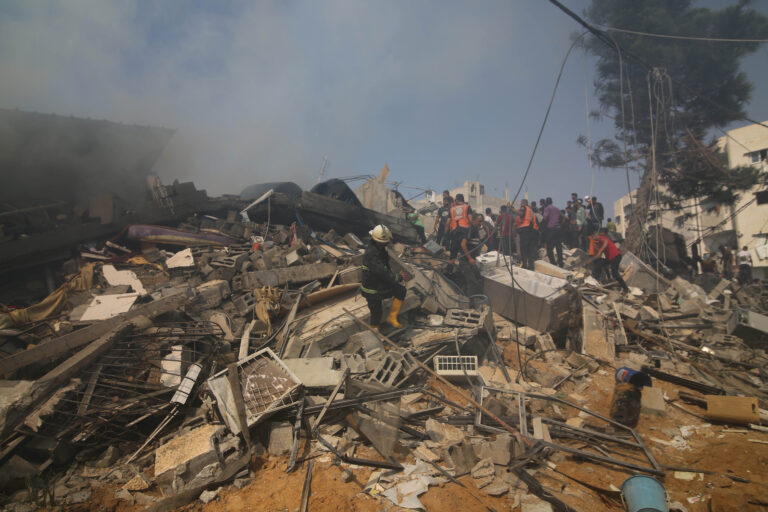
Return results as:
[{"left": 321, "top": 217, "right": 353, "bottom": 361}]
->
[{"left": 362, "top": 225, "right": 406, "bottom": 329}]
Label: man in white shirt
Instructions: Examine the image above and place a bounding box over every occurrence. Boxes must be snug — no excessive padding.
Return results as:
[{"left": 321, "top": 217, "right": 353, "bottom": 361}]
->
[{"left": 737, "top": 246, "right": 754, "bottom": 284}]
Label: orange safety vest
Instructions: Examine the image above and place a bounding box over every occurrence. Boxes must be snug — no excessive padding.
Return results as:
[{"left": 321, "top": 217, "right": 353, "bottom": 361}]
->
[
  {"left": 517, "top": 205, "right": 539, "bottom": 230},
  {"left": 450, "top": 203, "right": 471, "bottom": 231}
]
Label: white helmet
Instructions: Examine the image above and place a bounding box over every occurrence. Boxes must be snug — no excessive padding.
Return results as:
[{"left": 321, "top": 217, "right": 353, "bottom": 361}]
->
[{"left": 369, "top": 224, "right": 392, "bottom": 243}]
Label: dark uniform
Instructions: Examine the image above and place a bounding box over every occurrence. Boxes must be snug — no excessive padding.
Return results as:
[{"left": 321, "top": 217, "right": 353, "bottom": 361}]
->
[
  {"left": 458, "top": 224, "right": 484, "bottom": 297},
  {"left": 361, "top": 243, "right": 406, "bottom": 326},
  {"left": 435, "top": 205, "right": 451, "bottom": 248}
]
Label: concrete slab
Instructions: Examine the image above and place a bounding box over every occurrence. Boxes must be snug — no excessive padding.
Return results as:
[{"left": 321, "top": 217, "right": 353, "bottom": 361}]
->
[
  {"left": 282, "top": 357, "right": 343, "bottom": 387},
  {"left": 155, "top": 424, "right": 222, "bottom": 486},
  {"left": 167, "top": 248, "right": 195, "bottom": 268},
  {"left": 533, "top": 260, "right": 573, "bottom": 280},
  {"left": 102, "top": 265, "right": 147, "bottom": 295},
  {"left": 80, "top": 293, "right": 140, "bottom": 321}
]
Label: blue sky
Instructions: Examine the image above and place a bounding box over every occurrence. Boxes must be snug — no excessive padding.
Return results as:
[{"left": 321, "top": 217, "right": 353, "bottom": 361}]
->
[{"left": 1, "top": 0, "right": 766, "bottom": 212}]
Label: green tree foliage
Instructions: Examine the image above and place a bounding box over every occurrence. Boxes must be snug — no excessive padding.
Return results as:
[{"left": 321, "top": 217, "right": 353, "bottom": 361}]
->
[{"left": 583, "top": 0, "right": 768, "bottom": 208}]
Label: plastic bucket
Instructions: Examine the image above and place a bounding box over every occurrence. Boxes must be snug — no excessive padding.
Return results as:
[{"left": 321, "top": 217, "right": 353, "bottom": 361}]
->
[
  {"left": 621, "top": 475, "right": 668, "bottom": 512},
  {"left": 615, "top": 366, "right": 653, "bottom": 388}
]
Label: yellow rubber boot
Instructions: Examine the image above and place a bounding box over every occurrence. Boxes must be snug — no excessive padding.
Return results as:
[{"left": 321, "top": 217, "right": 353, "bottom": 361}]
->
[{"left": 386, "top": 298, "right": 404, "bottom": 329}]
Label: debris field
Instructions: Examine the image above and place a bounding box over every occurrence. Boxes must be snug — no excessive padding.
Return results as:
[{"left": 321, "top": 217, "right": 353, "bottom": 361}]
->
[{"left": 1, "top": 185, "right": 768, "bottom": 512}]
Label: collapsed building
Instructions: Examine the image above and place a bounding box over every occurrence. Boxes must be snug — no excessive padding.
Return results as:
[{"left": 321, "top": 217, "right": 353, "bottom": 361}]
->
[{"left": 1, "top": 117, "right": 768, "bottom": 511}]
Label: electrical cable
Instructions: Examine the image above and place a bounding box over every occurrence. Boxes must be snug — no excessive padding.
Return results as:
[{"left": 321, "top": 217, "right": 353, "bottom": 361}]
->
[
  {"left": 549, "top": 0, "right": 768, "bottom": 132},
  {"left": 592, "top": 22, "right": 768, "bottom": 43},
  {"left": 509, "top": 32, "right": 587, "bottom": 206}
]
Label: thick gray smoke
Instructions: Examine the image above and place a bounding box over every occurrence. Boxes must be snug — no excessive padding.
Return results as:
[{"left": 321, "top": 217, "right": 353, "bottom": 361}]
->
[{"left": 0, "top": 1, "right": 514, "bottom": 195}]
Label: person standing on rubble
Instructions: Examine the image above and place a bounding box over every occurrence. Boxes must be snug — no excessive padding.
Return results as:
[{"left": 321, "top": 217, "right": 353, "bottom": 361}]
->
[
  {"left": 362, "top": 225, "right": 406, "bottom": 329},
  {"left": 496, "top": 205, "right": 513, "bottom": 256},
  {"left": 718, "top": 245, "right": 734, "bottom": 280},
  {"left": 542, "top": 197, "right": 564, "bottom": 267},
  {"left": 457, "top": 213, "right": 485, "bottom": 296},
  {"left": 405, "top": 207, "right": 426, "bottom": 244},
  {"left": 737, "top": 246, "right": 754, "bottom": 284},
  {"left": 513, "top": 198, "right": 539, "bottom": 270},
  {"left": 574, "top": 200, "right": 587, "bottom": 250},
  {"left": 585, "top": 227, "right": 629, "bottom": 293},
  {"left": 448, "top": 193, "right": 472, "bottom": 259},
  {"left": 434, "top": 196, "right": 452, "bottom": 250}
]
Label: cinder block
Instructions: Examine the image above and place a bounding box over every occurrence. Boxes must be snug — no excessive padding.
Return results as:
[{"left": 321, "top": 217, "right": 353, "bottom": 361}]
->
[{"left": 641, "top": 386, "right": 666, "bottom": 416}]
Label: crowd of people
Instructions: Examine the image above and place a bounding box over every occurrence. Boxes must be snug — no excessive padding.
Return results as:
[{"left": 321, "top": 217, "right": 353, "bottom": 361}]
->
[{"left": 407, "top": 190, "right": 628, "bottom": 295}]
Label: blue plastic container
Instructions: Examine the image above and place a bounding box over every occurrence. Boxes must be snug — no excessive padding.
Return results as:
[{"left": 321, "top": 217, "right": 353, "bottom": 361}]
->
[
  {"left": 615, "top": 366, "right": 653, "bottom": 387},
  {"left": 621, "top": 475, "right": 668, "bottom": 512}
]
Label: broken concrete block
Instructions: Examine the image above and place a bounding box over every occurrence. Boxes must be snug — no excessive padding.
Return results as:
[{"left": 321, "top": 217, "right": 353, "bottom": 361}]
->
[
  {"left": 234, "top": 477, "right": 252, "bottom": 489},
  {"left": 425, "top": 418, "right": 465, "bottom": 447},
  {"left": 490, "top": 434, "right": 512, "bottom": 466},
  {"left": 445, "top": 441, "right": 476, "bottom": 475},
  {"left": 268, "top": 422, "right": 293, "bottom": 456},
  {"left": 471, "top": 440, "right": 494, "bottom": 461},
  {"left": 641, "top": 386, "right": 666, "bottom": 416},
  {"left": 473, "top": 475, "right": 494, "bottom": 489},
  {"left": 413, "top": 445, "right": 441, "bottom": 462},
  {"left": 123, "top": 474, "right": 150, "bottom": 491},
  {"left": 285, "top": 250, "right": 301, "bottom": 266},
  {"left": 471, "top": 458, "right": 495, "bottom": 479},
  {"left": 155, "top": 424, "right": 222, "bottom": 488},
  {"left": 199, "top": 488, "right": 220, "bottom": 504},
  {"left": 483, "top": 480, "right": 509, "bottom": 497},
  {"left": 508, "top": 325, "right": 540, "bottom": 346},
  {"left": 196, "top": 280, "right": 231, "bottom": 308},
  {"left": 639, "top": 306, "right": 660, "bottom": 322}
]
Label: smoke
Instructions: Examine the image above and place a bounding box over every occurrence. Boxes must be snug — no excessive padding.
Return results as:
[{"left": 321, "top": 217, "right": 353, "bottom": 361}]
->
[{"left": 0, "top": 1, "right": 518, "bottom": 195}]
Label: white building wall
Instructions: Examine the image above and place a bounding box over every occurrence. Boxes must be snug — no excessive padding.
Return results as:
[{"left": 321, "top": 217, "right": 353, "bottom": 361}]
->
[{"left": 718, "top": 121, "right": 768, "bottom": 277}]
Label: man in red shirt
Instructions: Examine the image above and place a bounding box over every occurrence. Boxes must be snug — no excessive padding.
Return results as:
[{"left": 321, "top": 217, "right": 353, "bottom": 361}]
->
[
  {"left": 585, "top": 227, "right": 629, "bottom": 292},
  {"left": 495, "top": 204, "right": 513, "bottom": 255}
]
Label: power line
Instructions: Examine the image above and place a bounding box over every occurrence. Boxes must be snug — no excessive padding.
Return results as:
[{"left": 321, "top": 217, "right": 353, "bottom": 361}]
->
[
  {"left": 547, "top": 0, "right": 768, "bottom": 131},
  {"left": 510, "top": 32, "right": 586, "bottom": 205},
  {"left": 592, "top": 23, "right": 768, "bottom": 43}
]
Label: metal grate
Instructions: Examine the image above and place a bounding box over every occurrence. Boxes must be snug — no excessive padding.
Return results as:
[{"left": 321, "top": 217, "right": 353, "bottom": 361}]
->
[
  {"left": 207, "top": 348, "right": 301, "bottom": 433},
  {"left": 433, "top": 355, "right": 478, "bottom": 377}
]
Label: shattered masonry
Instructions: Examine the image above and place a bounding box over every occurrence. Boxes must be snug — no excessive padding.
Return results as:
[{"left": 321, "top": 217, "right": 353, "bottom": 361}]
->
[{"left": 1, "top": 177, "right": 768, "bottom": 512}]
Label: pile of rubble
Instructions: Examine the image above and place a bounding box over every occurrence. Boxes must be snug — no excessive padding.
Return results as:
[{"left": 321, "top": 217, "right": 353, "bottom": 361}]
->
[{"left": 2, "top": 205, "right": 768, "bottom": 512}]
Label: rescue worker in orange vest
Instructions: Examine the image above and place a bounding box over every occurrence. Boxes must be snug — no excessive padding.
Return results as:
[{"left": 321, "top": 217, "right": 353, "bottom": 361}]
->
[
  {"left": 513, "top": 199, "right": 539, "bottom": 270},
  {"left": 448, "top": 193, "right": 473, "bottom": 259}
]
